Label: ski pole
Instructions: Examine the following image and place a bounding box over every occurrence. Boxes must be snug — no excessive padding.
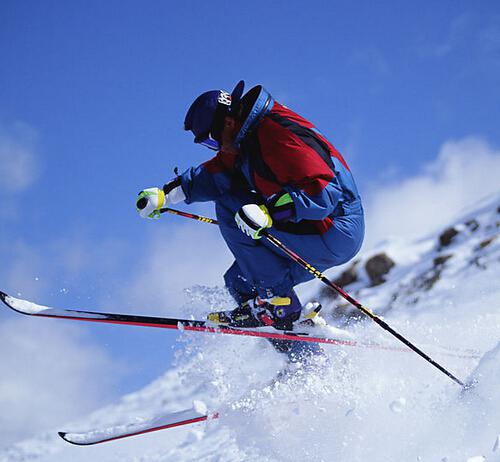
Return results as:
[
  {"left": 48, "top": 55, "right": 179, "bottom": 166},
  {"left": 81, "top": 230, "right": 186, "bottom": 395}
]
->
[
  {"left": 159, "top": 207, "right": 219, "bottom": 225},
  {"left": 159, "top": 207, "right": 466, "bottom": 387},
  {"left": 260, "top": 230, "right": 465, "bottom": 387}
]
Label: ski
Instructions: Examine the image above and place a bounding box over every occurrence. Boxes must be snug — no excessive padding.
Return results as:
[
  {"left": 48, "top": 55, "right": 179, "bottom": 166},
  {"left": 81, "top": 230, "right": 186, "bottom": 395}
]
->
[
  {"left": 59, "top": 405, "right": 217, "bottom": 445},
  {"left": 0, "top": 290, "right": 359, "bottom": 346},
  {"left": 58, "top": 368, "right": 300, "bottom": 446},
  {"left": 0, "top": 291, "right": 480, "bottom": 359}
]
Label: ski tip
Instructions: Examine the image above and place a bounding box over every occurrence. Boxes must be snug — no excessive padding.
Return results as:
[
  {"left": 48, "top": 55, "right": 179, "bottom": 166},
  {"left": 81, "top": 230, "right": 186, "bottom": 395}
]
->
[
  {"left": 0, "top": 291, "right": 7, "bottom": 302},
  {"left": 58, "top": 432, "right": 69, "bottom": 442},
  {"left": 58, "top": 431, "right": 87, "bottom": 446}
]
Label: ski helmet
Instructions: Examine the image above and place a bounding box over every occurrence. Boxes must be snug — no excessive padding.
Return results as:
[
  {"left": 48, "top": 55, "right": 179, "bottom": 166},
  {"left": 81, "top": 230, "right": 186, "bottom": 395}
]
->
[{"left": 184, "top": 80, "right": 245, "bottom": 151}]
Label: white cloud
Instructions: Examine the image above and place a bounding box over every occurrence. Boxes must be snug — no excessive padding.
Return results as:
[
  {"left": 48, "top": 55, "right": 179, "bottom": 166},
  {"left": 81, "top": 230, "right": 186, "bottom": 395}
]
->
[
  {"left": 2, "top": 241, "right": 48, "bottom": 301},
  {"left": 0, "top": 123, "right": 39, "bottom": 193},
  {"left": 0, "top": 229, "right": 133, "bottom": 303},
  {"left": 126, "top": 223, "right": 233, "bottom": 314},
  {"left": 364, "top": 136, "right": 500, "bottom": 249},
  {"left": 0, "top": 235, "right": 131, "bottom": 446},
  {"left": 0, "top": 317, "right": 123, "bottom": 446}
]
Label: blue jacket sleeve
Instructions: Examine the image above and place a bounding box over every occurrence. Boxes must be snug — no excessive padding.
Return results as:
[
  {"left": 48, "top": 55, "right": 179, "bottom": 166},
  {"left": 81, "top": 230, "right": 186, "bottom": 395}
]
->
[
  {"left": 180, "top": 150, "right": 237, "bottom": 204},
  {"left": 180, "top": 164, "right": 232, "bottom": 204},
  {"left": 286, "top": 179, "right": 343, "bottom": 222}
]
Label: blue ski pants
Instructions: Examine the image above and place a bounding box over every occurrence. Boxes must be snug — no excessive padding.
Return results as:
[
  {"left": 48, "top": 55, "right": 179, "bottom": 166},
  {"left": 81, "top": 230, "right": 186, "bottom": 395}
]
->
[{"left": 215, "top": 191, "right": 364, "bottom": 306}]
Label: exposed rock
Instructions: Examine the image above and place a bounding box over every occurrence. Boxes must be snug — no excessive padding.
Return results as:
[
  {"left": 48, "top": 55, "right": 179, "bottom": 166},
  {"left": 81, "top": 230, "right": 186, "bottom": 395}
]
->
[
  {"left": 418, "top": 270, "right": 441, "bottom": 291},
  {"left": 497, "top": 205, "right": 500, "bottom": 214},
  {"left": 479, "top": 235, "right": 497, "bottom": 249},
  {"left": 394, "top": 253, "right": 454, "bottom": 303},
  {"left": 465, "top": 219, "right": 480, "bottom": 232},
  {"left": 365, "top": 253, "right": 395, "bottom": 286},
  {"left": 399, "top": 265, "right": 443, "bottom": 298},
  {"left": 434, "top": 254, "right": 453, "bottom": 267},
  {"left": 439, "top": 227, "right": 459, "bottom": 247},
  {"left": 333, "top": 260, "right": 359, "bottom": 287}
]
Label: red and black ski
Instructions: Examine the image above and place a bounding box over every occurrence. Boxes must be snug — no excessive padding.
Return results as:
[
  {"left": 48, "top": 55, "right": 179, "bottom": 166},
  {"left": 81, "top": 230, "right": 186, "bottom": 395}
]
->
[
  {"left": 0, "top": 291, "right": 480, "bottom": 359},
  {"left": 0, "top": 290, "right": 362, "bottom": 346},
  {"left": 59, "top": 406, "right": 218, "bottom": 445}
]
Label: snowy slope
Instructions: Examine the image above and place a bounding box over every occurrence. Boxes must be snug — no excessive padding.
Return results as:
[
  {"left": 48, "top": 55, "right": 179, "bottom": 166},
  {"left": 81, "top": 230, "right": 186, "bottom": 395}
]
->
[{"left": 1, "top": 194, "right": 499, "bottom": 462}]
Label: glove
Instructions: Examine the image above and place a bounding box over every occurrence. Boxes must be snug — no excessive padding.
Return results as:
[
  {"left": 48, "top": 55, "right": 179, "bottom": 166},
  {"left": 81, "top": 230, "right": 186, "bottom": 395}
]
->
[
  {"left": 235, "top": 204, "right": 273, "bottom": 239},
  {"left": 136, "top": 188, "right": 164, "bottom": 219},
  {"left": 136, "top": 178, "right": 186, "bottom": 219}
]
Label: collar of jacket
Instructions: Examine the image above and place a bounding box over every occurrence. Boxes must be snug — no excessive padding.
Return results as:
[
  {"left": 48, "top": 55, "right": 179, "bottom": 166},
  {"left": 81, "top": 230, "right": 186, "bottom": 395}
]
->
[{"left": 235, "top": 86, "right": 274, "bottom": 148}]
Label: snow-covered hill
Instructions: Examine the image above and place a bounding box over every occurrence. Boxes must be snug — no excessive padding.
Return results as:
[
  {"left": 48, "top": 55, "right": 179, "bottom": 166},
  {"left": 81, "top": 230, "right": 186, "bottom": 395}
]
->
[{"left": 1, "top": 194, "right": 499, "bottom": 462}]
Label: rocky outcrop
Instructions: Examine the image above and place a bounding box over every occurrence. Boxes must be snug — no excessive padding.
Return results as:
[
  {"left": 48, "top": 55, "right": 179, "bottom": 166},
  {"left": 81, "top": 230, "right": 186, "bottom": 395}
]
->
[
  {"left": 365, "top": 253, "right": 395, "bottom": 286},
  {"left": 439, "top": 227, "right": 459, "bottom": 247},
  {"left": 433, "top": 254, "right": 453, "bottom": 267},
  {"left": 465, "top": 219, "right": 480, "bottom": 232},
  {"left": 392, "top": 253, "right": 454, "bottom": 306},
  {"left": 333, "top": 261, "right": 359, "bottom": 287},
  {"left": 479, "top": 236, "right": 497, "bottom": 249}
]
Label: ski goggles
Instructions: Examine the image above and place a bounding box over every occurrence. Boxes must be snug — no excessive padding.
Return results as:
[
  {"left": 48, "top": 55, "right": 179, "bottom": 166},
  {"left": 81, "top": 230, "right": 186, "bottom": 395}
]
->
[
  {"left": 197, "top": 135, "right": 220, "bottom": 151},
  {"left": 192, "top": 95, "right": 228, "bottom": 151}
]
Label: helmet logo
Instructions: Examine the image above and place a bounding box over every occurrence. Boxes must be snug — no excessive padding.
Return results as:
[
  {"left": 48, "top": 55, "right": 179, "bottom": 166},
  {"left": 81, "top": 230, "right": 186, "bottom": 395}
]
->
[{"left": 218, "top": 91, "right": 232, "bottom": 106}]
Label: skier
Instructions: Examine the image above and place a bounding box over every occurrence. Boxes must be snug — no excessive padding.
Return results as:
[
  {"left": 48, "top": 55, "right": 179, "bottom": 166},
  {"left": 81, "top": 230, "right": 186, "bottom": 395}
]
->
[{"left": 136, "top": 81, "right": 364, "bottom": 358}]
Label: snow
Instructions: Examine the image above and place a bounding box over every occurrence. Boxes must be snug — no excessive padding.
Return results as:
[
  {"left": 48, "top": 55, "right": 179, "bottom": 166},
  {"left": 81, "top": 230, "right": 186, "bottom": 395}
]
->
[
  {"left": 1, "top": 194, "right": 499, "bottom": 462},
  {"left": 494, "top": 434, "right": 500, "bottom": 453},
  {"left": 389, "top": 397, "right": 406, "bottom": 413}
]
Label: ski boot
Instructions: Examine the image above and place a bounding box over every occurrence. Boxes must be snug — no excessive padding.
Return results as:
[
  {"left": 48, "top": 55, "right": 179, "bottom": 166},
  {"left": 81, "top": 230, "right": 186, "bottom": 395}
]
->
[
  {"left": 207, "top": 292, "right": 302, "bottom": 331},
  {"left": 208, "top": 293, "right": 328, "bottom": 366}
]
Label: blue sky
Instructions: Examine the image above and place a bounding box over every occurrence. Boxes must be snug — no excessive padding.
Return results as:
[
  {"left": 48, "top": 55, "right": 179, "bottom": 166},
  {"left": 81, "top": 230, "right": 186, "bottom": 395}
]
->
[{"left": 1, "top": 0, "right": 500, "bottom": 444}]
